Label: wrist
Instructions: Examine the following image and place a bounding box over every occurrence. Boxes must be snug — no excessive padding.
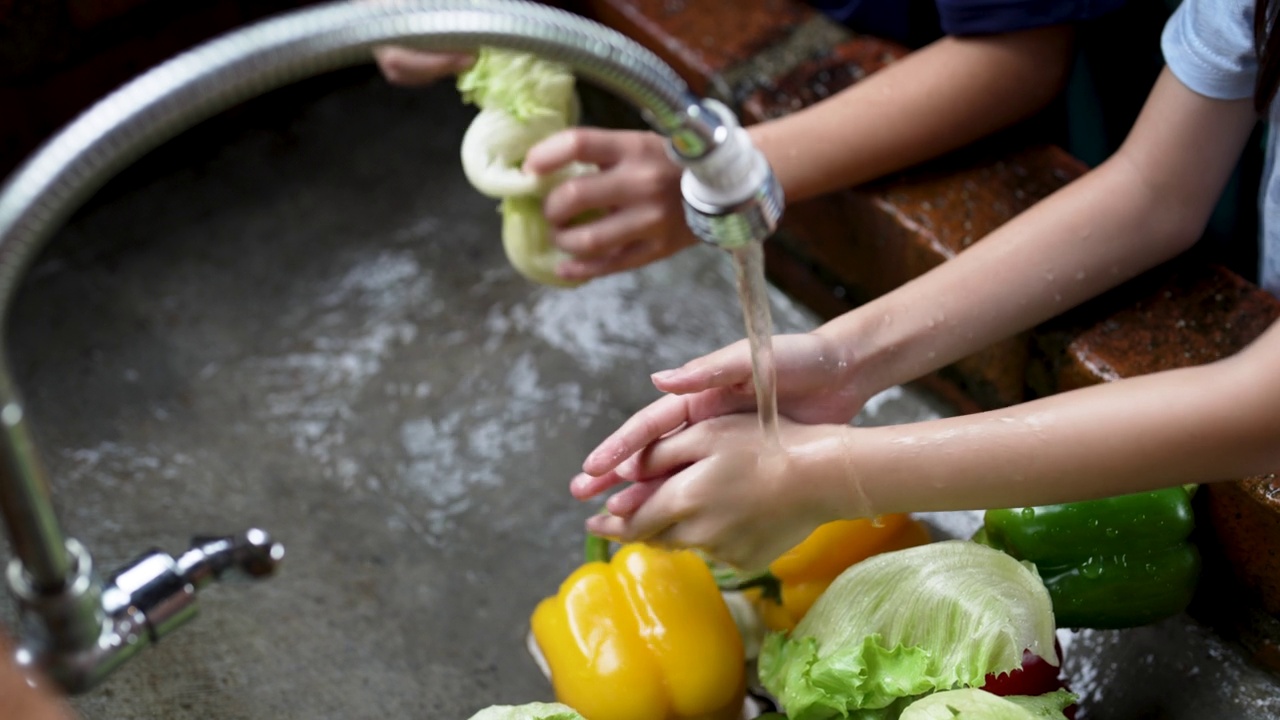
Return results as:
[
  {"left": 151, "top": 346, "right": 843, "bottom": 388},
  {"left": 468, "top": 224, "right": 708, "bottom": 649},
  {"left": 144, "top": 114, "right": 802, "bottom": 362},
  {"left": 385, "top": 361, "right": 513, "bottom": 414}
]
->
[
  {"left": 812, "top": 309, "right": 895, "bottom": 410},
  {"left": 746, "top": 121, "right": 800, "bottom": 202},
  {"left": 786, "top": 424, "right": 875, "bottom": 522}
]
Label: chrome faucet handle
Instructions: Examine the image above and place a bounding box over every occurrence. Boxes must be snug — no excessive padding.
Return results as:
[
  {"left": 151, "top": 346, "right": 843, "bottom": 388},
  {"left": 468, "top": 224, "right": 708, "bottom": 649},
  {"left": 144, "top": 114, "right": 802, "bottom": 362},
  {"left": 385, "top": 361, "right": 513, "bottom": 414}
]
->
[
  {"left": 101, "top": 530, "right": 285, "bottom": 641},
  {"left": 12, "top": 530, "right": 284, "bottom": 692},
  {"left": 178, "top": 529, "right": 286, "bottom": 589}
]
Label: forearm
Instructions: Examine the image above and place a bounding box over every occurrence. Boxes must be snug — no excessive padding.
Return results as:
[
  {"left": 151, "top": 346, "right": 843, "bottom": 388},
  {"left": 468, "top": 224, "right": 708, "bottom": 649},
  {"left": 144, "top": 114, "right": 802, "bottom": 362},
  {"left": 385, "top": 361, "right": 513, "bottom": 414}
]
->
[
  {"left": 813, "top": 70, "right": 1257, "bottom": 402},
  {"left": 820, "top": 154, "right": 1179, "bottom": 398},
  {"left": 828, "top": 324, "right": 1280, "bottom": 517},
  {"left": 748, "top": 26, "right": 1073, "bottom": 203}
]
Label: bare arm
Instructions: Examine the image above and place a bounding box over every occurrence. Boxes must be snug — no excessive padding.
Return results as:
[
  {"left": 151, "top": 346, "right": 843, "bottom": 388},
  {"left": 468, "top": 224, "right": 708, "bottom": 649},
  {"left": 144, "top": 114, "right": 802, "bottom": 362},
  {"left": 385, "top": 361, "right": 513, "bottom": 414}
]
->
[
  {"left": 520, "top": 23, "right": 1084, "bottom": 282},
  {"left": 819, "top": 68, "right": 1260, "bottom": 403},
  {"left": 577, "top": 69, "right": 1271, "bottom": 567},
  {"left": 752, "top": 24, "right": 1076, "bottom": 202},
  {"left": 839, "top": 317, "right": 1280, "bottom": 516},
  {"left": 807, "top": 67, "right": 1272, "bottom": 514},
  {"left": 583, "top": 317, "right": 1280, "bottom": 567}
]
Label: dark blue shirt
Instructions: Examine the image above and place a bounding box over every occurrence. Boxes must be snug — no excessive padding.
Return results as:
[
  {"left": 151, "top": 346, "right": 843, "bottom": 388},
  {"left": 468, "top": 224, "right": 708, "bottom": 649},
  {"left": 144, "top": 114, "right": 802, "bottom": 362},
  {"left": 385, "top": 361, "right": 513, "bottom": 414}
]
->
[{"left": 809, "top": 0, "right": 1128, "bottom": 47}]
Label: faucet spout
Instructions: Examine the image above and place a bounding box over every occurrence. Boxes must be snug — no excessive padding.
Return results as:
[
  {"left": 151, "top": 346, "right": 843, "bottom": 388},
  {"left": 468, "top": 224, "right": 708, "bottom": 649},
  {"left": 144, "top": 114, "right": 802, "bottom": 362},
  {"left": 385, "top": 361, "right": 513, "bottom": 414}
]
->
[{"left": 0, "top": 0, "right": 783, "bottom": 693}]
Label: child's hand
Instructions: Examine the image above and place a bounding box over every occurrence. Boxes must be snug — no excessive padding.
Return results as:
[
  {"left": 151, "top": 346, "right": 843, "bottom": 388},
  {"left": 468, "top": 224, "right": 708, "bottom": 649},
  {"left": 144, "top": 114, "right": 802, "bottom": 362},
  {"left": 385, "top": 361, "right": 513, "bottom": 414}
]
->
[
  {"left": 574, "top": 331, "right": 865, "bottom": 499},
  {"left": 580, "top": 415, "right": 856, "bottom": 572},
  {"left": 373, "top": 47, "right": 475, "bottom": 86},
  {"left": 522, "top": 128, "right": 698, "bottom": 282}
]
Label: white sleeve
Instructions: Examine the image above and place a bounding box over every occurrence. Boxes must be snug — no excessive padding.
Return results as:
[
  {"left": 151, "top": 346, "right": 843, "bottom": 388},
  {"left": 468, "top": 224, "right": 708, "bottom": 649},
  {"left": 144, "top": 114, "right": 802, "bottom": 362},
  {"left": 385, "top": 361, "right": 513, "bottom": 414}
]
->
[{"left": 1161, "top": 0, "right": 1259, "bottom": 100}]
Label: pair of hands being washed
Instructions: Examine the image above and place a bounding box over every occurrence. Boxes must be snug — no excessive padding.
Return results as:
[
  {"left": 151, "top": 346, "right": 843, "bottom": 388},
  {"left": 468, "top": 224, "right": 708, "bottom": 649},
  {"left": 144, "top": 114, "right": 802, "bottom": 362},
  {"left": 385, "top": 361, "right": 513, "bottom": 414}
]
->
[
  {"left": 376, "top": 49, "right": 865, "bottom": 570},
  {"left": 375, "top": 48, "right": 697, "bottom": 282},
  {"left": 572, "top": 332, "right": 873, "bottom": 571}
]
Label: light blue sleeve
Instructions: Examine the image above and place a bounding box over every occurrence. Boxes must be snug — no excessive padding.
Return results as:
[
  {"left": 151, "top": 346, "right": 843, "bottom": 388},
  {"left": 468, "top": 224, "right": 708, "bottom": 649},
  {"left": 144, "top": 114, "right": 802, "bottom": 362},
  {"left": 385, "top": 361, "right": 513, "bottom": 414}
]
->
[{"left": 1161, "top": 0, "right": 1258, "bottom": 100}]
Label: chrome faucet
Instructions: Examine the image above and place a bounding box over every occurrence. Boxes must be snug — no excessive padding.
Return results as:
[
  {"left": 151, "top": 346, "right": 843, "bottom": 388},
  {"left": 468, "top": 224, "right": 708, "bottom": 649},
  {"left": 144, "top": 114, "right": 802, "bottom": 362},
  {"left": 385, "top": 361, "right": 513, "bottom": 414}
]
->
[{"left": 0, "top": 0, "right": 784, "bottom": 694}]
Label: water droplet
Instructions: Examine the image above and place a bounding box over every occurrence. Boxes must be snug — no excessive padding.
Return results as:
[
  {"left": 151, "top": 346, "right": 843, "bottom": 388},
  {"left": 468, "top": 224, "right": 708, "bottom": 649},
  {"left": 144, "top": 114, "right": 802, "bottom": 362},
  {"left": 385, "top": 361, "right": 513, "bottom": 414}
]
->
[
  {"left": 1146, "top": 563, "right": 1158, "bottom": 574},
  {"left": 1105, "top": 528, "right": 1119, "bottom": 538},
  {"left": 870, "top": 515, "right": 886, "bottom": 528},
  {"left": 1021, "top": 507, "right": 1036, "bottom": 519},
  {"left": 1088, "top": 518, "right": 1099, "bottom": 528},
  {"left": 1081, "top": 561, "right": 1102, "bottom": 579}
]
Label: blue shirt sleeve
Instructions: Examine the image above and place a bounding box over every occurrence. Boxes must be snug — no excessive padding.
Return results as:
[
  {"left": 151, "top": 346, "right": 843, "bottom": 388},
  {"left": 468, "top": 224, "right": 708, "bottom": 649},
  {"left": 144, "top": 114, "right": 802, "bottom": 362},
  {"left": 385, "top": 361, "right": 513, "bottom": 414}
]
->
[{"left": 936, "top": 0, "right": 1129, "bottom": 35}]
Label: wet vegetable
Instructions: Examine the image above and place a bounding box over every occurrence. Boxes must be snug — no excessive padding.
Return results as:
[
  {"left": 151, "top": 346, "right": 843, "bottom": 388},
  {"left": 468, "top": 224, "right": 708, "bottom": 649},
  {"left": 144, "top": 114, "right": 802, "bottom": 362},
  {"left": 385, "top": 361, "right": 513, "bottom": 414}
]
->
[
  {"left": 723, "top": 515, "right": 932, "bottom": 632},
  {"left": 456, "top": 48, "right": 595, "bottom": 287},
  {"left": 980, "top": 486, "right": 1200, "bottom": 629},
  {"left": 759, "top": 540, "right": 1058, "bottom": 720},
  {"left": 981, "top": 643, "right": 1062, "bottom": 698},
  {"left": 467, "top": 703, "right": 585, "bottom": 720},
  {"left": 529, "top": 535, "right": 745, "bottom": 720},
  {"left": 898, "top": 688, "right": 1076, "bottom": 719}
]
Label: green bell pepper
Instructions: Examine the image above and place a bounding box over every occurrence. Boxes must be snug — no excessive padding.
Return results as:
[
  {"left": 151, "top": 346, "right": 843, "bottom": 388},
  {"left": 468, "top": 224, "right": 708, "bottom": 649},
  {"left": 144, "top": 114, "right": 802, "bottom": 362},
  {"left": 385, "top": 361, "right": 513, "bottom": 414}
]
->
[{"left": 979, "top": 486, "right": 1200, "bottom": 630}]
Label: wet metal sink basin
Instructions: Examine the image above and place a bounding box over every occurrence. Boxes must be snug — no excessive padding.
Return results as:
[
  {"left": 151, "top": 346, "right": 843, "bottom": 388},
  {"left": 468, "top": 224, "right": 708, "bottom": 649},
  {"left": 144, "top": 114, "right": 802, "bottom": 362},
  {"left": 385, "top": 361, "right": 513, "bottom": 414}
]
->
[{"left": 3, "top": 70, "right": 1278, "bottom": 719}]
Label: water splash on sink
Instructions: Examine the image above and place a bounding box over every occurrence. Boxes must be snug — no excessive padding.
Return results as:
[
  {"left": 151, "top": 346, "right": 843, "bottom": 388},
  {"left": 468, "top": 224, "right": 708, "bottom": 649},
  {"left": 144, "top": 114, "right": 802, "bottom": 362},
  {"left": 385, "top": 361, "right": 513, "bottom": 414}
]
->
[{"left": 244, "top": 248, "right": 432, "bottom": 485}]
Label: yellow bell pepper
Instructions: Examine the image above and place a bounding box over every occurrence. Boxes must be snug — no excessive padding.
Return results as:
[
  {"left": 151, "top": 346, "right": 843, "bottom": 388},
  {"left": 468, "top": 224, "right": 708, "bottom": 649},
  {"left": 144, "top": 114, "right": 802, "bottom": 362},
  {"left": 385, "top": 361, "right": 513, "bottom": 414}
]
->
[
  {"left": 530, "top": 535, "right": 745, "bottom": 720},
  {"left": 739, "top": 514, "right": 932, "bottom": 631}
]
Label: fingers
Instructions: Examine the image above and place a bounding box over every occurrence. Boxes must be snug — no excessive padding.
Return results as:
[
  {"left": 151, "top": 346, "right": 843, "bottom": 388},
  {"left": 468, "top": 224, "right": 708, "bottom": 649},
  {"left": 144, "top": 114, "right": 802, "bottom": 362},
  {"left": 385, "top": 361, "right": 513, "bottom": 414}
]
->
[
  {"left": 523, "top": 128, "right": 640, "bottom": 176},
  {"left": 556, "top": 238, "right": 685, "bottom": 282},
  {"left": 585, "top": 511, "right": 627, "bottom": 541},
  {"left": 373, "top": 48, "right": 473, "bottom": 86},
  {"left": 582, "top": 394, "right": 692, "bottom": 476},
  {"left": 581, "top": 385, "right": 758, "bottom": 478},
  {"left": 542, "top": 166, "right": 671, "bottom": 230},
  {"left": 604, "top": 476, "right": 668, "bottom": 517},
  {"left": 586, "top": 478, "right": 686, "bottom": 543},
  {"left": 569, "top": 470, "right": 629, "bottom": 501},
  {"left": 650, "top": 339, "right": 754, "bottom": 394},
  {"left": 550, "top": 205, "right": 663, "bottom": 258},
  {"left": 618, "top": 424, "right": 710, "bottom": 480}
]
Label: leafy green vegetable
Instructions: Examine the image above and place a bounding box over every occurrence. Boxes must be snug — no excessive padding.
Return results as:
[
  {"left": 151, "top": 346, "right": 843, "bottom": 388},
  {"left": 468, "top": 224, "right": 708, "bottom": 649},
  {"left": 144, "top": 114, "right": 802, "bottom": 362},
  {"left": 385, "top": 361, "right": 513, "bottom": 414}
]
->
[
  {"left": 456, "top": 48, "right": 595, "bottom": 286},
  {"left": 899, "top": 689, "right": 1076, "bottom": 719},
  {"left": 460, "top": 108, "right": 571, "bottom": 199},
  {"left": 466, "top": 702, "right": 585, "bottom": 720},
  {"left": 458, "top": 49, "right": 578, "bottom": 123},
  {"left": 759, "top": 540, "right": 1057, "bottom": 720},
  {"left": 498, "top": 196, "right": 578, "bottom": 287}
]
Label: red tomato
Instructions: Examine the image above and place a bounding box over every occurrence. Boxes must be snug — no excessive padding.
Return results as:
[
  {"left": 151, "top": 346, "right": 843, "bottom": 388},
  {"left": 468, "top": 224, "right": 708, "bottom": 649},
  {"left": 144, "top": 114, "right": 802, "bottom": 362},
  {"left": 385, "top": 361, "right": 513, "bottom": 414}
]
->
[
  {"left": 981, "top": 648, "right": 1061, "bottom": 696},
  {"left": 981, "top": 638, "right": 1078, "bottom": 718}
]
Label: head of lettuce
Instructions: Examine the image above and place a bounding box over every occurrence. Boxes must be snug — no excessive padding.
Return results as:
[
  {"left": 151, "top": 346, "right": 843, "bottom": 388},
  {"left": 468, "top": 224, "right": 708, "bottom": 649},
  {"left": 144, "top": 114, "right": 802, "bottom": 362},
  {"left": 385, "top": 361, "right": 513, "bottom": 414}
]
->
[{"left": 758, "top": 540, "right": 1065, "bottom": 720}]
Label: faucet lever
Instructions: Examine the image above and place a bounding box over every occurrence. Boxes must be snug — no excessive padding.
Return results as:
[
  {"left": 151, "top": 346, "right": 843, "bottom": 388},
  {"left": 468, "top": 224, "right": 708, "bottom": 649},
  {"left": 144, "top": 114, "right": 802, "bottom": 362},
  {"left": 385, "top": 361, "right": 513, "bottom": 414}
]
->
[
  {"left": 12, "top": 530, "right": 284, "bottom": 692},
  {"left": 101, "top": 529, "right": 285, "bottom": 643},
  {"left": 178, "top": 529, "right": 286, "bottom": 589}
]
